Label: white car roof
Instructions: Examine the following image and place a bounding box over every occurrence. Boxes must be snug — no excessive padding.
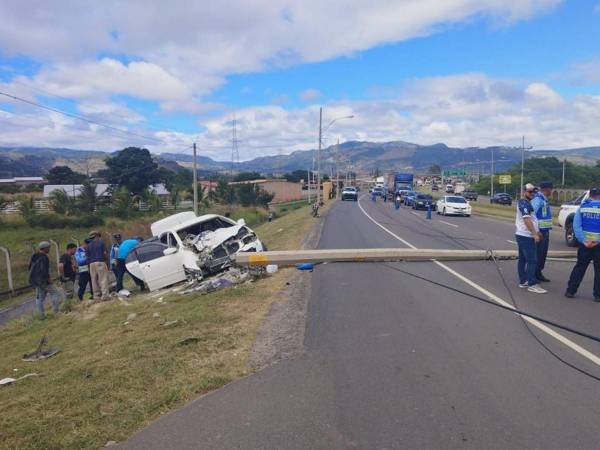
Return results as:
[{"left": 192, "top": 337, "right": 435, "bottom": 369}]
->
[{"left": 150, "top": 212, "right": 236, "bottom": 236}]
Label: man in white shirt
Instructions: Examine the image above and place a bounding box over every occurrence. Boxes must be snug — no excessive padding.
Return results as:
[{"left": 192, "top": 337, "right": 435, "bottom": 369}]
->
[{"left": 515, "top": 183, "right": 546, "bottom": 294}]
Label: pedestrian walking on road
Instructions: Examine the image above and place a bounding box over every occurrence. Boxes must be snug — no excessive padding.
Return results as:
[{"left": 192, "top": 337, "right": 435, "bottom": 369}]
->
[
  {"left": 75, "top": 239, "right": 93, "bottom": 300},
  {"left": 58, "top": 243, "right": 77, "bottom": 299},
  {"left": 28, "top": 241, "right": 64, "bottom": 318},
  {"left": 115, "top": 237, "right": 146, "bottom": 292},
  {"left": 532, "top": 181, "right": 553, "bottom": 282},
  {"left": 109, "top": 233, "right": 122, "bottom": 272},
  {"left": 515, "top": 183, "right": 547, "bottom": 294},
  {"left": 565, "top": 187, "right": 600, "bottom": 301},
  {"left": 86, "top": 231, "right": 109, "bottom": 301}
]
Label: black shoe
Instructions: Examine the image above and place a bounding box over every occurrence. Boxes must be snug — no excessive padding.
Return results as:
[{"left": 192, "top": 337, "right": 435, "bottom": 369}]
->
[
  {"left": 536, "top": 274, "right": 550, "bottom": 282},
  {"left": 564, "top": 291, "right": 575, "bottom": 298},
  {"left": 594, "top": 296, "right": 600, "bottom": 303}
]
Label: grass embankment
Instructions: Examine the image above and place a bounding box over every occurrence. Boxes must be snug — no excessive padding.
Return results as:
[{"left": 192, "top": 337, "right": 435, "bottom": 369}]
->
[
  {"left": 0, "top": 201, "right": 316, "bottom": 450},
  {"left": 0, "top": 204, "right": 287, "bottom": 297}
]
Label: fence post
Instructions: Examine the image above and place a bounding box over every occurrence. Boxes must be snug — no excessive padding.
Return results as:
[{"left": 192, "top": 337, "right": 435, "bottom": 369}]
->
[
  {"left": 0, "top": 246, "right": 14, "bottom": 296},
  {"left": 49, "top": 239, "right": 60, "bottom": 273}
]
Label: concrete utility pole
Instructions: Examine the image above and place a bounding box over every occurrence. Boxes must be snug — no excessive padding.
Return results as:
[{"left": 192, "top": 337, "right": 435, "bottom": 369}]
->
[
  {"left": 193, "top": 142, "right": 198, "bottom": 215},
  {"left": 317, "top": 107, "right": 323, "bottom": 204},
  {"left": 520, "top": 136, "right": 533, "bottom": 194},
  {"left": 490, "top": 149, "right": 494, "bottom": 197},
  {"left": 307, "top": 168, "right": 311, "bottom": 204},
  {"left": 336, "top": 137, "right": 341, "bottom": 200},
  {"left": 562, "top": 158, "right": 566, "bottom": 187}
]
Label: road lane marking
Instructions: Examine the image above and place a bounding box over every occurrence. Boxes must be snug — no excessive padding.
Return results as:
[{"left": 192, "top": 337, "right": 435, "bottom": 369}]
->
[
  {"left": 507, "top": 240, "right": 517, "bottom": 244},
  {"left": 357, "top": 196, "right": 600, "bottom": 368},
  {"left": 439, "top": 220, "right": 459, "bottom": 228}
]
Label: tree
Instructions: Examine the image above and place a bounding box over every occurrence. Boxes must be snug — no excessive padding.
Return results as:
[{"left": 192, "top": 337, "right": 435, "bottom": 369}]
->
[
  {"left": 78, "top": 181, "right": 98, "bottom": 213},
  {"left": 17, "top": 195, "right": 36, "bottom": 224},
  {"left": 428, "top": 164, "right": 442, "bottom": 174},
  {"left": 46, "top": 166, "right": 86, "bottom": 184},
  {"left": 234, "top": 172, "right": 263, "bottom": 182},
  {"left": 283, "top": 170, "right": 307, "bottom": 183},
  {"left": 110, "top": 187, "right": 137, "bottom": 218},
  {"left": 236, "top": 184, "right": 274, "bottom": 207},
  {"left": 49, "top": 189, "right": 76, "bottom": 215},
  {"left": 212, "top": 178, "right": 236, "bottom": 204},
  {"left": 104, "top": 147, "right": 161, "bottom": 195}
]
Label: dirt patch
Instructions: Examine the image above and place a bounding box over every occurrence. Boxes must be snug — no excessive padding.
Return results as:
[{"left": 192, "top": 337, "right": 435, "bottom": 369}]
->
[{"left": 248, "top": 206, "right": 327, "bottom": 370}]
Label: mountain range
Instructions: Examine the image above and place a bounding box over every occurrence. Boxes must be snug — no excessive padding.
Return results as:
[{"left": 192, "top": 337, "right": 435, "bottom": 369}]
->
[{"left": 1, "top": 142, "right": 598, "bottom": 178}]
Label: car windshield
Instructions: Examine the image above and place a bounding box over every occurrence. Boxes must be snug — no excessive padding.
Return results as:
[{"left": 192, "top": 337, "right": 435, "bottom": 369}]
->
[
  {"left": 447, "top": 196, "right": 467, "bottom": 203},
  {"left": 344, "top": 187, "right": 356, "bottom": 192},
  {"left": 416, "top": 194, "right": 432, "bottom": 200}
]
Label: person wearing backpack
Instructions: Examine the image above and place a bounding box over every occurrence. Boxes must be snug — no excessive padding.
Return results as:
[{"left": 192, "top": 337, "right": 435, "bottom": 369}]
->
[{"left": 29, "top": 241, "right": 64, "bottom": 318}]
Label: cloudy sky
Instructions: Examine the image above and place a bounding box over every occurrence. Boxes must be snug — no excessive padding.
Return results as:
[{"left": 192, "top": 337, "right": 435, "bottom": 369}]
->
[{"left": 0, "top": 0, "right": 599, "bottom": 160}]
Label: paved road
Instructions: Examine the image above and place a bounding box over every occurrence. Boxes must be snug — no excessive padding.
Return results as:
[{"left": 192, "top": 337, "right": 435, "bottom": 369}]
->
[{"left": 123, "top": 197, "right": 600, "bottom": 449}]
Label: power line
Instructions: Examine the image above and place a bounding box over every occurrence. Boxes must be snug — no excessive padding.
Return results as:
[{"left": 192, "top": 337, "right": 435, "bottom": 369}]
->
[{"left": 0, "top": 89, "right": 164, "bottom": 144}]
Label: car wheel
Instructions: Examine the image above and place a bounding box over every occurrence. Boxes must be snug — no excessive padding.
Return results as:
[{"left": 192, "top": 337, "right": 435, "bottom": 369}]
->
[
  {"left": 466, "top": 214, "right": 471, "bottom": 217},
  {"left": 565, "top": 218, "right": 578, "bottom": 247}
]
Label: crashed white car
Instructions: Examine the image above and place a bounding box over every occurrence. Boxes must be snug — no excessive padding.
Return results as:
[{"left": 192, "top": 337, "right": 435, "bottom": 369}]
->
[{"left": 125, "top": 212, "right": 265, "bottom": 291}]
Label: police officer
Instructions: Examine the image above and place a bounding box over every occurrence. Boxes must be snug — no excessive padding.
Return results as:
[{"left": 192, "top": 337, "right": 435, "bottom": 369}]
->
[
  {"left": 532, "top": 181, "right": 553, "bottom": 282},
  {"left": 565, "top": 187, "right": 600, "bottom": 301}
]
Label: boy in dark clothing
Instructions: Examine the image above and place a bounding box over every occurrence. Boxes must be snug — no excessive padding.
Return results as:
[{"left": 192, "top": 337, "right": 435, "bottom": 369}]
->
[
  {"left": 29, "top": 241, "right": 64, "bottom": 318},
  {"left": 59, "top": 243, "right": 78, "bottom": 299}
]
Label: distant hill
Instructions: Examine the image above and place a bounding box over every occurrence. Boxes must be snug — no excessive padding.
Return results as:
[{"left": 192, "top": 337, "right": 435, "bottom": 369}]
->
[{"left": 1, "top": 142, "right": 598, "bottom": 177}]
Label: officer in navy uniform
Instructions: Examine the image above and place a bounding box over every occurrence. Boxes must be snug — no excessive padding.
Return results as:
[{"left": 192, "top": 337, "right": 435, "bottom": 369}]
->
[
  {"left": 531, "top": 181, "right": 553, "bottom": 282},
  {"left": 565, "top": 187, "right": 600, "bottom": 301}
]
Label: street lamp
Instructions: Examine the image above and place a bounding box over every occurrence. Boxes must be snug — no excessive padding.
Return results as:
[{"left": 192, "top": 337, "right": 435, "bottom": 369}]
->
[
  {"left": 317, "top": 107, "right": 354, "bottom": 204},
  {"left": 520, "top": 136, "right": 533, "bottom": 195}
]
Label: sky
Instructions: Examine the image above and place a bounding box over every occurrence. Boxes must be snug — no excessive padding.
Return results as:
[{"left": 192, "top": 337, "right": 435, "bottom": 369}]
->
[{"left": 0, "top": 0, "right": 599, "bottom": 161}]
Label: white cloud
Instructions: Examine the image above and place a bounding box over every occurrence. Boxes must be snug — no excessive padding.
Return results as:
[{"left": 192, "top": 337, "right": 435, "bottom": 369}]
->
[
  {"left": 299, "top": 89, "right": 322, "bottom": 101},
  {"left": 0, "top": 0, "right": 560, "bottom": 109},
  {"left": 572, "top": 58, "right": 600, "bottom": 84}
]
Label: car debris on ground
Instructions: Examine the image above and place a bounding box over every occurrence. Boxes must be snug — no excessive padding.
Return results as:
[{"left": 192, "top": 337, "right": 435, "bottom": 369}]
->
[
  {"left": 22, "top": 336, "right": 60, "bottom": 362},
  {"left": 0, "top": 373, "right": 40, "bottom": 386}
]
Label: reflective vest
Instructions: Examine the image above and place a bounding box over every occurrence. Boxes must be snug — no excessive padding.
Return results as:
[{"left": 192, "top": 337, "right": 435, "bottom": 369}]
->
[
  {"left": 74, "top": 247, "right": 89, "bottom": 273},
  {"left": 534, "top": 193, "right": 552, "bottom": 230},
  {"left": 580, "top": 199, "right": 600, "bottom": 242}
]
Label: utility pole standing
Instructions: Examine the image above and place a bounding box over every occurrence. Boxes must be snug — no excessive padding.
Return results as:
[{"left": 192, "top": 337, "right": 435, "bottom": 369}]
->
[
  {"left": 520, "top": 136, "right": 533, "bottom": 195},
  {"left": 562, "top": 158, "right": 566, "bottom": 187},
  {"left": 336, "top": 137, "right": 341, "bottom": 199},
  {"left": 490, "top": 148, "right": 494, "bottom": 198},
  {"left": 193, "top": 142, "right": 198, "bottom": 215},
  {"left": 317, "top": 107, "right": 323, "bottom": 205}
]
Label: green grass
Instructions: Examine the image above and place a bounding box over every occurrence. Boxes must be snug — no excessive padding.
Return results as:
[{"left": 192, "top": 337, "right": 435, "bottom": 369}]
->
[{"left": 0, "top": 204, "right": 315, "bottom": 450}]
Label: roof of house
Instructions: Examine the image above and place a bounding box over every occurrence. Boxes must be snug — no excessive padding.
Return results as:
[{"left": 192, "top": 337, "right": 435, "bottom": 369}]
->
[
  {"left": 43, "top": 183, "right": 169, "bottom": 198},
  {"left": 0, "top": 176, "right": 46, "bottom": 184}
]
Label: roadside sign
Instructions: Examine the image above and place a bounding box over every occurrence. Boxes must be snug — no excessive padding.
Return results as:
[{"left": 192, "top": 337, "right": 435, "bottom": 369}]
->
[
  {"left": 498, "top": 175, "right": 512, "bottom": 185},
  {"left": 443, "top": 169, "right": 466, "bottom": 177}
]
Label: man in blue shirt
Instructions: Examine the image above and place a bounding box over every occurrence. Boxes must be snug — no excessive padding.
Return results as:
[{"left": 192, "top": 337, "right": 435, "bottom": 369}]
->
[
  {"left": 109, "top": 233, "right": 122, "bottom": 271},
  {"left": 514, "top": 183, "right": 546, "bottom": 294},
  {"left": 75, "top": 238, "right": 93, "bottom": 301},
  {"left": 565, "top": 187, "right": 600, "bottom": 301},
  {"left": 531, "top": 181, "right": 553, "bottom": 282},
  {"left": 115, "top": 237, "right": 146, "bottom": 292}
]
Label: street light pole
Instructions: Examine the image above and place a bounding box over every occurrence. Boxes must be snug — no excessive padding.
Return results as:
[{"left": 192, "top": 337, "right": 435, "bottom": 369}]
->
[
  {"left": 520, "top": 136, "right": 533, "bottom": 194},
  {"left": 193, "top": 142, "right": 198, "bottom": 215},
  {"left": 317, "top": 107, "right": 323, "bottom": 204},
  {"left": 490, "top": 148, "right": 494, "bottom": 198}
]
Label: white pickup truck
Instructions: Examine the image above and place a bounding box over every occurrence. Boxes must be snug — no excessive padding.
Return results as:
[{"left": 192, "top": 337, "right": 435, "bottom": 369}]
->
[{"left": 557, "top": 190, "right": 589, "bottom": 247}]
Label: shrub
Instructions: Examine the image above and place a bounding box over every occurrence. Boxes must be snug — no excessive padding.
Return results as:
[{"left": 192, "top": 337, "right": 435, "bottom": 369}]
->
[{"left": 24, "top": 213, "right": 104, "bottom": 229}]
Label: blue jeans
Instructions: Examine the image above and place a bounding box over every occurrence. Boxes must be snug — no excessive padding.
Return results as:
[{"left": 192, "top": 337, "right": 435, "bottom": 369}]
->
[
  {"left": 35, "top": 284, "right": 63, "bottom": 317},
  {"left": 516, "top": 234, "right": 538, "bottom": 286}
]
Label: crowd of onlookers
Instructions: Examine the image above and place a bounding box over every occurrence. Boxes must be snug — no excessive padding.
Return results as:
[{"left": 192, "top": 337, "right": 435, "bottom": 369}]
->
[{"left": 28, "top": 231, "right": 145, "bottom": 318}]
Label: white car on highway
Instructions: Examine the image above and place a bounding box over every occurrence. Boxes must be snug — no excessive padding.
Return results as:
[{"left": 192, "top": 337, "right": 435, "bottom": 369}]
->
[
  {"left": 436, "top": 195, "right": 472, "bottom": 217},
  {"left": 558, "top": 190, "right": 590, "bottom": 247}
]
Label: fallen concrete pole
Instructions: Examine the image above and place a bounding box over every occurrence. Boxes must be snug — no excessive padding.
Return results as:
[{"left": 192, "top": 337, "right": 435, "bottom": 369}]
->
[{"left": 235, "top": 248, "right": 577, "bottom": 267}]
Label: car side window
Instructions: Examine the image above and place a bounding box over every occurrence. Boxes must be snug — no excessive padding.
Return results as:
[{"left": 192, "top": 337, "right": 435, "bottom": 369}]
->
[
  {"left": 136, "top": 243, "right": 169, "bottom": 263},
  {"left": 160, "top": 232, "right": 178, "bottom": 248}
]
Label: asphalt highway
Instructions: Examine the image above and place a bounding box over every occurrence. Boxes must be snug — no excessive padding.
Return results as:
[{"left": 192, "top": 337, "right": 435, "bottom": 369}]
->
[{"left": 123, "top": 197, "right": 600, "bottom": 449}]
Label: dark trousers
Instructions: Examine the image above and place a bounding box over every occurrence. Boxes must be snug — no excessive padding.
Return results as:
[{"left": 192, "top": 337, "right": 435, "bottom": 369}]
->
[
  {"left": 516, "top": 234, "right": 538, "bottom": 286},
  {"left": 77, "top": 271, "right": 93, "bottom": 300},
  {"left": 535, "top": 230, "right": 550, "bottom": 277},
  {"left": 115, "top": 259, "right": 145, "bottom": 291},
  {"left": 567, "top": 245, "right": 600, "bottom": 297}
]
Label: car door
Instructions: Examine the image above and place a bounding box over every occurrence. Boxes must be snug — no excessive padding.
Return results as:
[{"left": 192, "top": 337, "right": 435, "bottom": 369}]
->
[{"left": 136, "top": 237, "right": 186, "bottom": 291}]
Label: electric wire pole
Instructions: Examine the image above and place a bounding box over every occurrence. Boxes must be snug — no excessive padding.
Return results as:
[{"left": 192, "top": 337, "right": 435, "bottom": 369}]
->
[
  {"left": 490, "top": 149, "right": 494, "bottom": 198},
  {"left": 317, "top": 107, "right": 323, "bottom": 205},
  {"left": 520, "top": 136, "right": 533, "bottom": 194},
  {"left": 193, "top": 142, "right": 198, "bottom": 215}
]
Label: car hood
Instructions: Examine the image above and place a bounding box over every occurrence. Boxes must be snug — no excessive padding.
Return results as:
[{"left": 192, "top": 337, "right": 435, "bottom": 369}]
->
[{"left": 192, "top": 224, "right": 248, "bottom": 251}]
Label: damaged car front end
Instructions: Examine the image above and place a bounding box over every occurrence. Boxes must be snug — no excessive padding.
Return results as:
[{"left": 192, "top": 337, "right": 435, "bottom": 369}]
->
[{"left": 126, "top": 212, "right": 265, "bottom": 291}]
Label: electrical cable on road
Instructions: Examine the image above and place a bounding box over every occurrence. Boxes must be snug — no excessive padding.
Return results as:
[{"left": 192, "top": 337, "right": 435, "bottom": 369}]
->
[{"left": 365, "top": 198, "right": 600, "bottom": 382}]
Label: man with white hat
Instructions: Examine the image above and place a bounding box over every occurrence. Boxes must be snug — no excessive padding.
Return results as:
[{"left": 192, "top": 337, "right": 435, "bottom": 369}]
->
[
  {"left": 514, "top": 183, "right": 547, "bottom": 294},
  {"left": 28, "top": 241, "right": 64, "bottom": 318}
]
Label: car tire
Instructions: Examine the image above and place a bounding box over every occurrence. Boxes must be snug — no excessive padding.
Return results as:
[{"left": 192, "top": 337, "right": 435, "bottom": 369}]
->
[
  {"left": 466, "top": 214, "right": 471, "bottom": 217},
  {"left": 565, "top": 218, "right": 578, "bottom": 247}
]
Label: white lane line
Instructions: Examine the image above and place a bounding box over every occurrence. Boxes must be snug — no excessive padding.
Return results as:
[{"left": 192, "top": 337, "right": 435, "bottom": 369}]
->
[
  {"left": 507, "top": 240, "right": 517, "bottom": 245},
  {"left": 357, "top": 197, "right": 600, "bottom": 368},
  {"left": 439, "top": 220, "right": 459, "bottom": 228}
]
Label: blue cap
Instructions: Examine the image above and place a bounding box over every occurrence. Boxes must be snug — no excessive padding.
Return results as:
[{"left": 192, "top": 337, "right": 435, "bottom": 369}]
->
[
  {"left": 539, "top": 181, "right": 553, "bottom": 189},
  {"left": 590, "top": 187, "right": 600, "bottom": 197}
]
